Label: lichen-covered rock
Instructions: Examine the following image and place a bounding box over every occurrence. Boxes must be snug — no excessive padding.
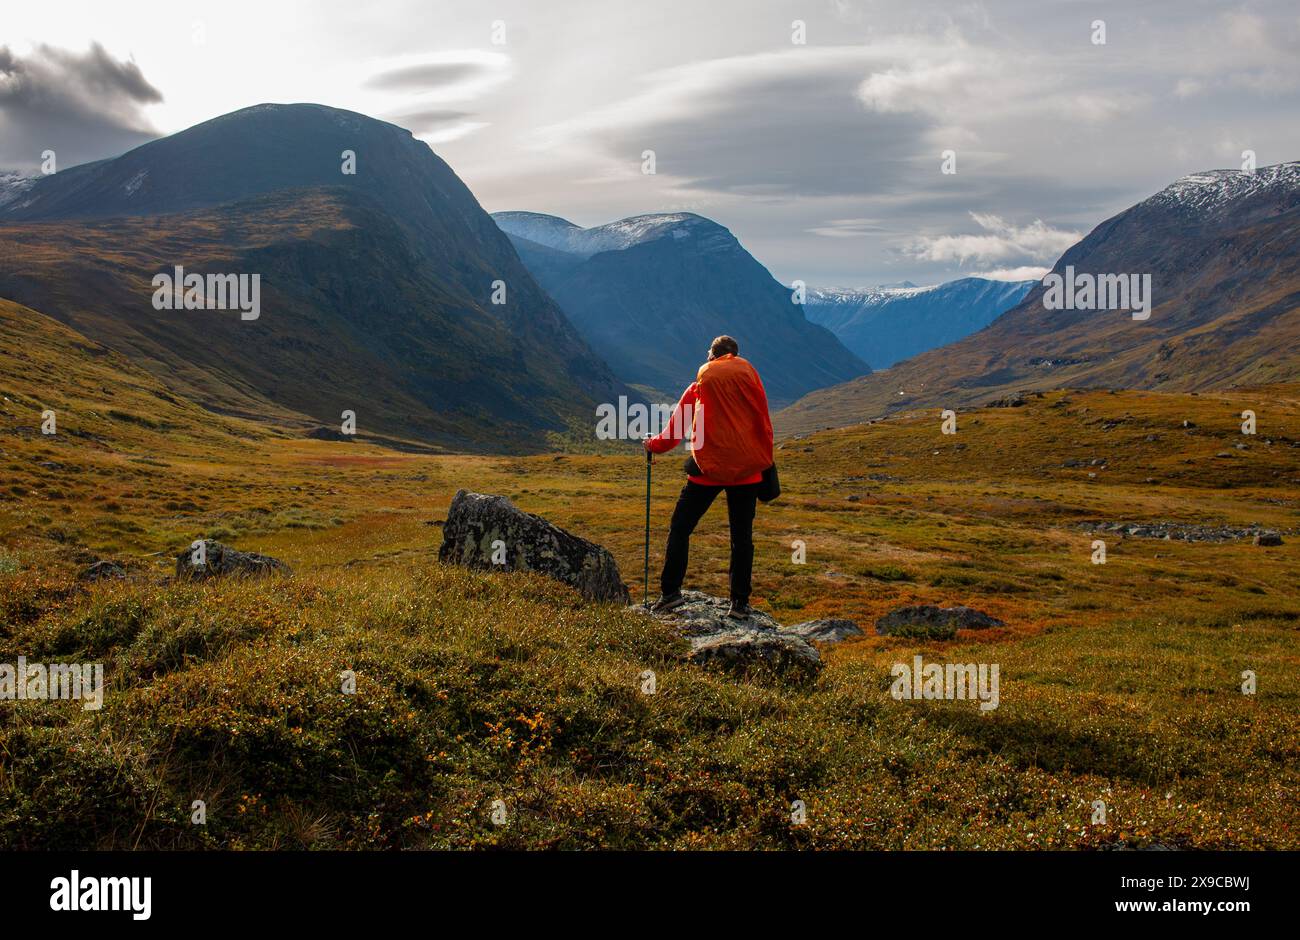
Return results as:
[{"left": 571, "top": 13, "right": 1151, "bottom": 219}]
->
[
  {"left": 786, "top": 618, "right": 863, "bottom": 643},
  {"left": 875, "top": 605, "right": 1004, "bottom": 640},
  {"left": 639, "top": 591, "right": 825, "bottom": 679},
  {"left": 688, "top": 629, "right": 822, "bottom": 680},
  {"left": 79, "top": 560, "right": 128, "bottom": 582},
  {"left": 438, "top": 490, "right": 629, "bottom": 603},
  {"left": 659, "top": 591, "right": 784, "bottom": 634},
  {"left": 175, "top": 540, "right": 291, "bottom": 581}
]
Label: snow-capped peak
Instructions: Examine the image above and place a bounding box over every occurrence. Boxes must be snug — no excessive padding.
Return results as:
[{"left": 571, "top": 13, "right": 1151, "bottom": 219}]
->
[
  {"left": 0, "top": 170, "right": 37, "bottom": 210},
  {"left": 494, "top": 211, "right": 731, "bottom": 258},
  {"left": 1146, "top": 161, "right": 1300, "bottom": 214},
  {"left": 807, "top": 283, "right": 937, "bottom": 305}
]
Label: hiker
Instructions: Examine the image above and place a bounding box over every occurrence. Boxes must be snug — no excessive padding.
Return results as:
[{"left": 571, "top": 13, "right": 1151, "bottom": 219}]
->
[{"left": 644, "top": 335, "right": 774, "bottom": 619}]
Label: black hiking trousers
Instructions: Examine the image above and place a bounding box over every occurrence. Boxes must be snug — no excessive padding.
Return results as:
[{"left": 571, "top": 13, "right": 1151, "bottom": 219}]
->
[{"left": 660, "top": 480, "right": 761, "bottom": 604}]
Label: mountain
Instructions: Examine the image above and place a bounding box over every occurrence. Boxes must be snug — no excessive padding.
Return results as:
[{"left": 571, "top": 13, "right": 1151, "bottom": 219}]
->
[
  {"left": 778, "top": 161, "right": 1300, "bottom": 435},
  {"left": 0, "top": 104, "right": 626, "bottom": 451},
  {"left": 804, "top": 277, "right": 1034, "bottom": 369},
  {"left": 0, "top": 296, "right": 267, "bottom": 454},
  {"left": 492, "top": 211, "right": 869, "bottom": 405},
  {"left": 0, "top": 172, "right": 36, "bottom": 210}
]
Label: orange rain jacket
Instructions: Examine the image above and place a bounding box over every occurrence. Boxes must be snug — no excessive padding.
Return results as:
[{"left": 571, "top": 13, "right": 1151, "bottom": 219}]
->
[{"left": 645, "top": 353, "right": 774, "bottom": 486}]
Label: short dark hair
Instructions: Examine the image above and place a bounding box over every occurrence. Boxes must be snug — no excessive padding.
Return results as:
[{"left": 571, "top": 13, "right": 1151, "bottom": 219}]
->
[{"left": 709, "top": 335, "right": 739, "bottom": 358}]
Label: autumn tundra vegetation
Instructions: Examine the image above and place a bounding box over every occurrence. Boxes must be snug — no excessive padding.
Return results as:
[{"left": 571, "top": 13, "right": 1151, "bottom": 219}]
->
[{"left": 2, "top": 299, "right": 1296, "bottom": 849}]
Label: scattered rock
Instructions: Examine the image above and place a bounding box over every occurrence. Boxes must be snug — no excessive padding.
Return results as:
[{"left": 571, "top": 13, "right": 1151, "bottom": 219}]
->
[
  {"left": 661, "top": 592, "right": 784, "bottom": 633},
  {"left": 689, "top": 629, "right": 822, "bottom": 679},
  {"left": 306, "top": 426, "right": 352, "bottom": 442},
  {"left": 785, "top": 618, "right": 863, "bottom": 643},
  {"left": 1254, "top": 533, "right": 1284, "bottom": 546},
  {"left": 988, "top": 392, "right": 1027, "bottom": 408},
  {"left": 1081, "top": 521, "right": 1289, "bottom": 543},
  {"left": 638, "top": 591, "right": 860, "bottom": 680},
  {"left": 175, "top": 540, "right": 291, "bottom": 581},
  {"left": 875, "top": 605, "right": 1005, "bottom": 640},
  {"left": 438, "top": 490, "right": 629, "bottom": 603},
  {"left": 79, "top": 560, "right": 127, "bottom": 582}
]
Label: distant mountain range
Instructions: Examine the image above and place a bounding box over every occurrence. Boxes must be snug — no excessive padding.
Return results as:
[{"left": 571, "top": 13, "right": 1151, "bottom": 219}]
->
[
  {"left": 493, "top": 211, "right": 869, "bottom": 405},
  {"left": 778, "top": 161, "right": 1300, "bottom": 436},
  {"left": 803, "top": 277, "right": 1034, "bottom": 369},
  {"left": 0, "top": 104, "right": 627, "bottom": 451}
]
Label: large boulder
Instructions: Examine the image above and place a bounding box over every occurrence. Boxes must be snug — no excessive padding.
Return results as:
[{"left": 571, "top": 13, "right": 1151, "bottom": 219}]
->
[
  {"left": 438, "top": 490, "right": 629, "bottom": 603},
  {"left": 175, "top": 540, "right": 291, "bottom": 581},
  {"left": 875, "top": 604, "right": 1004, "bottom": 640}
]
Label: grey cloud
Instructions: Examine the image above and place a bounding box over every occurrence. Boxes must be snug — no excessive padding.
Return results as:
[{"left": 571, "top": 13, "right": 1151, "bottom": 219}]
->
[
  {"left": 366, "top": 62, "right": 486, "bottom": 91},
  {"left": 0, "top": 42, "right": 161, "bottom": 171},
  {"left": 619, "top": 71, "right": 934, "bottom": 198},
  {"left": 387, "top": 108, "right": 474, "bottom": 134}
]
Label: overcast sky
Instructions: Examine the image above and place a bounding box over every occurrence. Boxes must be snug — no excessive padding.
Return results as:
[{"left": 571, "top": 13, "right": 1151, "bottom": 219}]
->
[{"left": 3, "top": 0, "right": 1298, "bottom": 287}]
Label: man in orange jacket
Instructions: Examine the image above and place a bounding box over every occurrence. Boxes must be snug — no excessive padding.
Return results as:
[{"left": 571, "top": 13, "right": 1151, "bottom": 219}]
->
[{"left": 644, "top": 335, "right": 774, "bottom": 619}]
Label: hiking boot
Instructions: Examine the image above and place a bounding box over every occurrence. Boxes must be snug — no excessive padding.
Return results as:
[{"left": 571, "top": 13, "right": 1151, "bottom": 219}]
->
[
  {"left": 727, "top": 600, "right": 752, "bottom": 620},
  {"left": 651, "top": 593, "right": 687, "bottom": 613}
]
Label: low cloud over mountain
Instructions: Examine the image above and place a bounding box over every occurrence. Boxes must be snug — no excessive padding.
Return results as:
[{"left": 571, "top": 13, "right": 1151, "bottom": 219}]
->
[{"left": 0, "top": 42, "right": 162, "bottom": 171}]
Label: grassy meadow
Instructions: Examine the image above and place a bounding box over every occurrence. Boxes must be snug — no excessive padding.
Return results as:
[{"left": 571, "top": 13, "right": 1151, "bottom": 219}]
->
[{"left": 1, "top": 303, "right": 1298, "bottom": 848}]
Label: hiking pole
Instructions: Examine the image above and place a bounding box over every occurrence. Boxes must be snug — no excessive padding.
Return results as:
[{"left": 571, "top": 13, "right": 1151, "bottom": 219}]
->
[{"left": 643, "top": 439, "right": 652, "bottom": 609}]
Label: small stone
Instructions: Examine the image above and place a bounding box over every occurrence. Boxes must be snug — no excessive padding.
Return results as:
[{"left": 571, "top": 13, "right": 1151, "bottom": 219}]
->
[
  {"left": 79, "top": 560, "right": 127, "bottom": 582},
  {"left": 175, "top": 540, "right": 291, "bottom": 581}
]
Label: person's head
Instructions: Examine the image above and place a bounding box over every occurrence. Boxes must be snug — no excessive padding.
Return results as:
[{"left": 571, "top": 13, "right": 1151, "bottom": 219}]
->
[{"left": 708, "top": 335, "right": 739, "bottom": 361}]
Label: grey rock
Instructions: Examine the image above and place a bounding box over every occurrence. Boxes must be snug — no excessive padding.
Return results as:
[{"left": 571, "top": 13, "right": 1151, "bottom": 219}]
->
[
  {"left": 79, "top": 560, "right": 127, "bottom": 582},
  {"left": 988, "top": 392, "right": 1027, "bottom": 408},
  {"left": 876, "top": 604, "right": 1005, "bottom": 640},
  {"left": 439, "top": 490, "right": 629, "bottom": 603},
  {"left": 638, "top": 591, "right": 824, "bottom": 679},
  {"left": 1081, "top": 521, "right": 1290, "bottom": 544},
  {"left": 688, "top": 629, "right": 822, "bottom": 679},
  {"left": 657, "top": 591, "right": 783, "bottom": 633},
  {"left": 175, "top": 540, "right": 291, "bottom": 581},
  {"left": 786, "top": 618, "right": 863, "bottom": 643}
]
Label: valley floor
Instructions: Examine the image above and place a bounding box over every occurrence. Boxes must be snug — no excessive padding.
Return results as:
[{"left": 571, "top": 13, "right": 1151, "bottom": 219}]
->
[{"left": 1, "top": 379, "right": 1298, "bottom": 849}]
